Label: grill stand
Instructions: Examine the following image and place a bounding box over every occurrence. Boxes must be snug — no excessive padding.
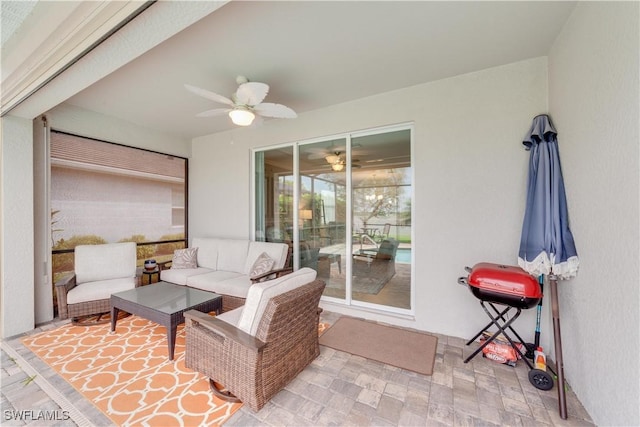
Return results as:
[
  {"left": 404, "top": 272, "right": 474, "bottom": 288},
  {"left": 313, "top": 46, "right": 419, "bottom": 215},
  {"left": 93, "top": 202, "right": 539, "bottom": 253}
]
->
[{"left": 463, "top": 301, "right": 533, "bottom": 370}]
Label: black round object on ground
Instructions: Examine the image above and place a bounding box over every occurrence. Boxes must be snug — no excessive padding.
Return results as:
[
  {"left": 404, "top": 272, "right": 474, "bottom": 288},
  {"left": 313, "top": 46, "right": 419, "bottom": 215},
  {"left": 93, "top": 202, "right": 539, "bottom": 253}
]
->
[{"left": 529, "top": 369, "right": 554, "bottom": 390}]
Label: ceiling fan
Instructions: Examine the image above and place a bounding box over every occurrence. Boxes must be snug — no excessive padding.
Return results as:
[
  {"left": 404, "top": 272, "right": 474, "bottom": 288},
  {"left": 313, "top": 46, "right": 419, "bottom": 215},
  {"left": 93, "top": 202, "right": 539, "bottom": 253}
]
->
[
  {"left": 324, "top": 151, "right": 360, "bottom": 171},
  {"left": 306, "top": 142, "right": 363, "bottom": 160},
  {"left": 185, "top": 76, "right": 297, "bottom": 126}
]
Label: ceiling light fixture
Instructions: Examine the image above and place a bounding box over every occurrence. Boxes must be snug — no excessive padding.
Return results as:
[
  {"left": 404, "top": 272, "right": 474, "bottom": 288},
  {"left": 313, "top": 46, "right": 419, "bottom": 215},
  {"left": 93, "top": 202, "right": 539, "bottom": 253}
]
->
[
  {"left": 325, "top": 153, "right": 345, "bottom": 171},
  {"left": 229, "top": 107, "right": 255, "bottom": 126},
  {"left": 325, "top": 154, "right": 340, "bottom": 164}
]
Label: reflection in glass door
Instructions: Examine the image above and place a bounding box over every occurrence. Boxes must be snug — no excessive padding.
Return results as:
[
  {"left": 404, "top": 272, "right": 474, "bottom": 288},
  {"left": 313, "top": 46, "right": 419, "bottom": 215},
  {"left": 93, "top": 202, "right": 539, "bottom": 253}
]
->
[
  {"left": 254, "top": 125, "right": 412, "bottom": 313},
  {"left": 351, "top": 129, "right": 411, "bottom": 310},
  {"left": 299, "top": 139, "right": 347, "bottom": 299},
  {"left": 254, "top": 146, "right": 293, "bottom": 245}
]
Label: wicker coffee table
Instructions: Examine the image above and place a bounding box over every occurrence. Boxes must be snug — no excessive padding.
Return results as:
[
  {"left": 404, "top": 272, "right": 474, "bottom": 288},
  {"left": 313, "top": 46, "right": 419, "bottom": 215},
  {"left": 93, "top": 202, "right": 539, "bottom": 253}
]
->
[{"left": 110, "top": 281, "right": 222, "bottom": 360}]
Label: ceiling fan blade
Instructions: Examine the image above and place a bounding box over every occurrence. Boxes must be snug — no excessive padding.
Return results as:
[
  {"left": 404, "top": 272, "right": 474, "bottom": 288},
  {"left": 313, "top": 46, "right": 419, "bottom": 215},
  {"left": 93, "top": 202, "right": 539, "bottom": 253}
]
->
[
  {"left": 195, "top": 108, "right": 231, "bottom": 118},
  {"left": 306, "top": 147, "right": 331, "bottom": 154},
  {"left": 254, "top": 103, "right": 297, "bottom": 118},
  {"left": 235, "top": 82, "right": 269, "bottom": 106},
  {"left": 185, "top": 84, "right": 234, "bottom": 106}
]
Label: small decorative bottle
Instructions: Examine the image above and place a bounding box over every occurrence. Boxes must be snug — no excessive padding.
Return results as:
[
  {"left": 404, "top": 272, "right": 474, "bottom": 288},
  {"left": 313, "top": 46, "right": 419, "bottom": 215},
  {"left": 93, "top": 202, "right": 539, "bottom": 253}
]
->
[{"left": 534, "top": 346, "right": 547, "bottom": 371}]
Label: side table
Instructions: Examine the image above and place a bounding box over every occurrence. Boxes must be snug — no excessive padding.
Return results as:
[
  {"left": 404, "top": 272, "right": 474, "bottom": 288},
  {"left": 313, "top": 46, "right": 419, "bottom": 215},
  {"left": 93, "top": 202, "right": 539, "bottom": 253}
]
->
[{"left": 142, "top": 267, "right": 160, "bottom": 285}]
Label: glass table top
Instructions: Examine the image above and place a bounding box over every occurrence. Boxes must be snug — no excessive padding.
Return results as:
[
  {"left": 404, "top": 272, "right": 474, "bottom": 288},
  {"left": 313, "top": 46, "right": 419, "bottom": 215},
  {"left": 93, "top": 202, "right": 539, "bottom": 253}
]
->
[{"left": 112, "top": 281, "right": 220, "bottom": 315}]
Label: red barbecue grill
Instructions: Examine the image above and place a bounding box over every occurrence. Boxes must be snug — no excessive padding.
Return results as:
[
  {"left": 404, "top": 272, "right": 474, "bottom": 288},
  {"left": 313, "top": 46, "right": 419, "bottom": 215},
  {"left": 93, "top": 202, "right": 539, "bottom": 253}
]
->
[{"left": 458, "top": 262, "right": 554, "bottom": 390}]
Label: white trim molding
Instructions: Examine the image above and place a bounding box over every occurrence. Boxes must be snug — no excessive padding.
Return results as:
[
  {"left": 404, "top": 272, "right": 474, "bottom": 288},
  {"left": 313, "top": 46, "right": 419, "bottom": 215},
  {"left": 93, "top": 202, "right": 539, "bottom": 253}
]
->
[{"left": 1, "top": 1, "right": 153, "bottom": 115}]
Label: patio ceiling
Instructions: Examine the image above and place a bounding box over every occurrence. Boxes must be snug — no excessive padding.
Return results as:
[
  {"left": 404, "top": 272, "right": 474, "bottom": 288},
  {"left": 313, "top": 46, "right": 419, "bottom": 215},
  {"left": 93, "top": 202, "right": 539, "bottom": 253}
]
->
[{"left": 5, "top": 1, "right": 577, "bottom": 139}]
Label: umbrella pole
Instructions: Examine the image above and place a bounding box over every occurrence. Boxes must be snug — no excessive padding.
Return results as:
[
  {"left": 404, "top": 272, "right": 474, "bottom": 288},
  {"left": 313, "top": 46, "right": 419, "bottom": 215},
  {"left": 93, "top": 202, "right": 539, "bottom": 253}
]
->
[
  {"left": 549, "top": 274, "right": 568, "bottom": 419},
  {"left": 534, "top": 275, "right": 544, "bottom": 348}
]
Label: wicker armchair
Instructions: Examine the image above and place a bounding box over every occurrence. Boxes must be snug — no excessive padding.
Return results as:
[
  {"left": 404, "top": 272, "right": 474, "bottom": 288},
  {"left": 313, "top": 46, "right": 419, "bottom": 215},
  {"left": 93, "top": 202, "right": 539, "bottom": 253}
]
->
[
  {"left": 184, "top": 268, "right": 325, "bottom": 412},
  {"left": 55, "top": 242, "right": 138, "bottom": 320},
  {"left": 352, "top": 238, "right": 399, "bottom": 282}
]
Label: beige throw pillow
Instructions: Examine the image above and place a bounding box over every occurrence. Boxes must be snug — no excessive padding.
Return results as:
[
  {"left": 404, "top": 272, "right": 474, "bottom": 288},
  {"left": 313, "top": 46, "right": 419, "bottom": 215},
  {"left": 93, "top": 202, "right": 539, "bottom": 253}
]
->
[
  {"left": 171, "top": 247, "right": 198, "bottom": 269},
  {"left": 250, "top": 252, "right": 275, "bottom": 278}
]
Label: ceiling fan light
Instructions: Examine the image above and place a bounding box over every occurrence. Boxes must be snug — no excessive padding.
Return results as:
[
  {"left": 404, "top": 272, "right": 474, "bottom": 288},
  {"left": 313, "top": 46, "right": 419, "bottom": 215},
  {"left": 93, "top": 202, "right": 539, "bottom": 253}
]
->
[
  {"left": 325, "top": 154, "right": 340, "bottom": 164},
  {"left": 331, "top": 163, "right": 344, "bottom": 172},
  {"left": 229, "top": 108, "right": 255, "bottom": 126}
]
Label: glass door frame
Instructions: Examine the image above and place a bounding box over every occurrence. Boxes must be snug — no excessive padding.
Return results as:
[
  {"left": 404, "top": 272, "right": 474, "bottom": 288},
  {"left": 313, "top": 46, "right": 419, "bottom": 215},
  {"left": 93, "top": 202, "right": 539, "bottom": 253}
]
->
[{"left": 251, "top": 123, "right": 415, "bottom": 317}]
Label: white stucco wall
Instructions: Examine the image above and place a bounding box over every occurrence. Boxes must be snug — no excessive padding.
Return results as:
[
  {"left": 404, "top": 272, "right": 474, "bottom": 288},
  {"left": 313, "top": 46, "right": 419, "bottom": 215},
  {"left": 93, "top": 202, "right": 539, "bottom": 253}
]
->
[
  {"left": 548, "top": 2, "right": 639, "bottom": 425},
  {"left": 1, "top": 116, "right": 35, "bottom": 337},
  {"left": 190, "top": 57, "right": 550, "bottom": 345},
  {"left": 51, "top": 168, "right": 184, "bottom": 243}
]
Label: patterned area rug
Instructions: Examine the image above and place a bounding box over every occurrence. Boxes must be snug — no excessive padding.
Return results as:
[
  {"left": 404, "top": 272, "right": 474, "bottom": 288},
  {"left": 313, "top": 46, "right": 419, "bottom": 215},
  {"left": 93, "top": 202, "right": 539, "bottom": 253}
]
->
[
  {"left": 22, "top": 315, "right": 242, "bottom": 426},
  {"left": 324, "top": 275, "right": 390, "bottom": 294}
]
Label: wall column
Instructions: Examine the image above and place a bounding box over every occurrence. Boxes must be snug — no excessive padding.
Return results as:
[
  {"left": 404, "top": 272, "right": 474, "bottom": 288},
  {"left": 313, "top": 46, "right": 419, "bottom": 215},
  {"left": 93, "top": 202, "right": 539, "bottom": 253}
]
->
[
  {"left": 1, "top": 115, "right": 35, "bottom": 337},
  {"left": 33, "top": 117, "right": 53, "bottom": 324}
]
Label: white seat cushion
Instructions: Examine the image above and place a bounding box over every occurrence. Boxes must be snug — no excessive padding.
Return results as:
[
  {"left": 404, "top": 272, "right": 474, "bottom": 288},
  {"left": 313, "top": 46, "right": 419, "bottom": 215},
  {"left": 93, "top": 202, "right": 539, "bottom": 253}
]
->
[
  {"left": 187, "top": 271, "right": 248, "bottom": 297},
  {"left": 67, "top": 277, "right": 136, "bottom": 304},
  {"left": 160, "top": 267, "right": 212, "bottom": 286},
  {"left": 238, "top": 268, "right": 317, "bottom": 336},
  {"left": 203, "top": 275, "right": 253, "bottom": 299}
]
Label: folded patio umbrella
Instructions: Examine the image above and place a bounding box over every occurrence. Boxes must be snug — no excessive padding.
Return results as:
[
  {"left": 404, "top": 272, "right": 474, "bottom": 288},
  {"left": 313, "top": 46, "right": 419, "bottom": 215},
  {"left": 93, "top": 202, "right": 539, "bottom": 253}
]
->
[
  {"left": 518, "top": 114, "right": 579, "bottom": 420},
  {"left": 518, "top": 114, "right": 579, "bottom": 279}
]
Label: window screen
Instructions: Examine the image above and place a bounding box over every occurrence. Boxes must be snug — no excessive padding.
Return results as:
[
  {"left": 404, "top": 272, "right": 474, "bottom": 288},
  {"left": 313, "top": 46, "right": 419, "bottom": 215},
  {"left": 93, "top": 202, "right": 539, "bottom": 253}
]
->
[{"left": 50, "top": 131, "right": 187, "bottom": 281}]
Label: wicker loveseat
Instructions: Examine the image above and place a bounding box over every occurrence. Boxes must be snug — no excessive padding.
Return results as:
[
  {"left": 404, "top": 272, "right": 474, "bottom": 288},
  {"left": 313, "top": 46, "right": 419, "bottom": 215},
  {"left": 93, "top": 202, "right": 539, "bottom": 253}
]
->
[
  {"left": 184, "top": 268, "right": 325, "bottom": 411},
  {"left": 55, "top": 242, "right": 138, "bottom": 320},
  {"left": 160, "top": 237, "right": 292, "bottom": 312}
]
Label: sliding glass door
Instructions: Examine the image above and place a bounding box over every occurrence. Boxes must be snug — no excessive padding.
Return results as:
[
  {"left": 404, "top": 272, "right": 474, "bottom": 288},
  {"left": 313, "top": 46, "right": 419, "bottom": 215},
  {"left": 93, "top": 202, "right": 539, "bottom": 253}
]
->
[
  {"left": 254, "top": 146, "right": 294, "bottom": 244},
  {"left": 254, "top": 125, "right": 412, "bottom": 313},
  {"left": 298, "top": 139, "right": 348, "bottom": 298},
  {"left": 350, "top": 129, "right": 411, "bottom": 309}
]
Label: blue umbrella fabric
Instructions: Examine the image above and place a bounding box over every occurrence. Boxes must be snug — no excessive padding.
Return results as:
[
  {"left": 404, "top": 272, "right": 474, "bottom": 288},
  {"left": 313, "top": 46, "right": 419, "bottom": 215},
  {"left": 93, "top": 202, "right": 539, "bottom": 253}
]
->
[
  {"left": 518, "top": 114, "right": 578, "bottom": 419},
  {"left": 518, "top": 114, "right": 579, "bottom": 280}
]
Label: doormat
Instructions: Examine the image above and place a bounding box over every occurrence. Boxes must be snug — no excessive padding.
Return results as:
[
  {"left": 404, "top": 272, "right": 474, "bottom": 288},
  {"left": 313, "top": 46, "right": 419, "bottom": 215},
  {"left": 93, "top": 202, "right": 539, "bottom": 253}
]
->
[
  {"left": 21, "top": 315, "right": 242, "bottom": 426},
  {"left": 319, "top": 317, "right": 438, "bottom": 375}
]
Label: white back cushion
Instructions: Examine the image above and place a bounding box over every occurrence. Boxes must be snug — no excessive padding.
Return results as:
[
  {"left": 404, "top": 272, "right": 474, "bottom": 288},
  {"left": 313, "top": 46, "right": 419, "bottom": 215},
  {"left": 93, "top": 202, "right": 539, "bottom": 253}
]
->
[
  {"left": 192, "top": 237, "right": 220, "bottom": 269},
  {"left": 238, "top": 268, "right": 317, "bottom": 336},
  {"left": 75, "top": 242, "right": 136, "bottom": 284},
  {"left": 216, "top": 305, "right": 243, "bottom": 327},
  {"left": 244, "top": 241, "right": 289, "bottom": 274},
  {"left": 216, "top": 239, "right": 250, "bottom": 273}
]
